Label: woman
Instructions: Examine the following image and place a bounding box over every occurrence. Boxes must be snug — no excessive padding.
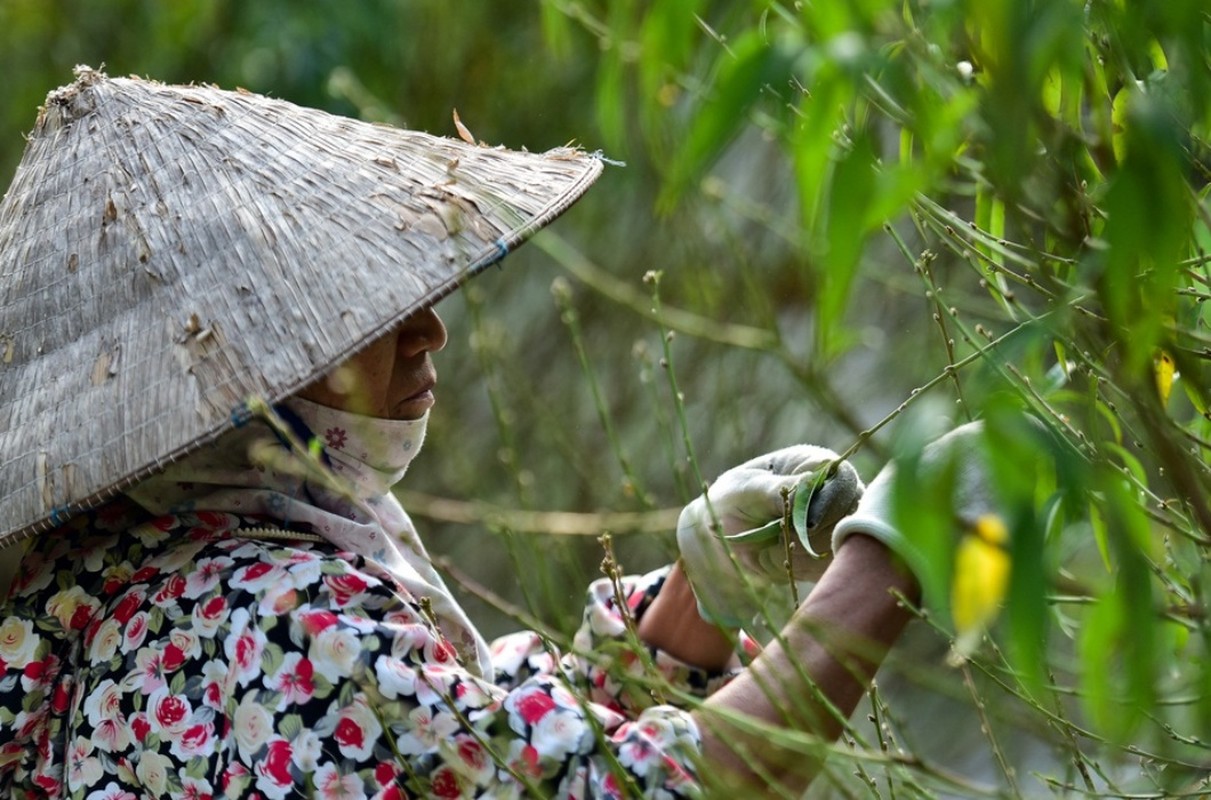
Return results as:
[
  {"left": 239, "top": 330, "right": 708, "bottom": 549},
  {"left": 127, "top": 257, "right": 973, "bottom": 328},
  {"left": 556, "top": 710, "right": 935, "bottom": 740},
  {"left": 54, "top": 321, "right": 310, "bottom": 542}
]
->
[{"left": 0, "top": 70, "right": 926, "bottom": 797}]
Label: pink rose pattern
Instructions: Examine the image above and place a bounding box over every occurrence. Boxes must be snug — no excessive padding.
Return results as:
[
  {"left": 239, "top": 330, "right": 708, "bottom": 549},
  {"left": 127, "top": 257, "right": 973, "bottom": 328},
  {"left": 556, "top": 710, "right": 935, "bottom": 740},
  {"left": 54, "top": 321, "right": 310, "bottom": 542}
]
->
[{"left": 0, "top": 501, "right": 717, "bottom": 798}]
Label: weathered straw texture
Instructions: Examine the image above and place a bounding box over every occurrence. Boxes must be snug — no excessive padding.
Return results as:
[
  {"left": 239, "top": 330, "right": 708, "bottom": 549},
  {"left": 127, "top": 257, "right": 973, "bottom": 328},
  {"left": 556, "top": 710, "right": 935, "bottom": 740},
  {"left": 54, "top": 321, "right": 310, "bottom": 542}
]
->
[{"left": 0, "top": 68, "right": 602, "bottom": 547}]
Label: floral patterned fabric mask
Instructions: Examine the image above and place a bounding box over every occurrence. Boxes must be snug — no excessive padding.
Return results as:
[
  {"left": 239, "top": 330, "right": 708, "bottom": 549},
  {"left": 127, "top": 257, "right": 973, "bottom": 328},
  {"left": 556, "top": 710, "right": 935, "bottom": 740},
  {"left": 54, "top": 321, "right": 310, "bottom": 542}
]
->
[{"left": 125, "top": 396, "right": 493, "bottom": 676}]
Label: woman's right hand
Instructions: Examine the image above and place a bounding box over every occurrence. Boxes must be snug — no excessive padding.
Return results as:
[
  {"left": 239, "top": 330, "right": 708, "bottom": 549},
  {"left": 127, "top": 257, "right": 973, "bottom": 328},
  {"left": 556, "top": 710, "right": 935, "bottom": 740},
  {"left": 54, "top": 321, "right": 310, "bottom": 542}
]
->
[{"left": 676, "top": 445, "right": 864, "bottom": 628}]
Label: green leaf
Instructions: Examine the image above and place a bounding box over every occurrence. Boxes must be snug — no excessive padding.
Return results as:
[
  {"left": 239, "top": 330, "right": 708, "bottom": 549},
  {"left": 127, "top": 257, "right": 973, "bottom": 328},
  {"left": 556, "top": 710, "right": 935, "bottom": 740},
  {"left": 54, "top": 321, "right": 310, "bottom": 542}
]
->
[
  {"left": 1005, "top": 506, "right": 1047, "bottom": 693},
  {"left": 724, "top": 519, "right": 781, "bottom": 544},
  {"left": 972, "top": 186, "right": 1017, "bottom": 317},
  {"left": 898, "top": 127, "right": 913, "bottom": 165},
  {"left": 338, "top": 674, "right": 357, "bottom": 705},
  {"left": 801, "top": 0, "right": 859, "bottom": 40},
  {"left": 1041, "top": 66, "right": 1063, "bottom": 118},
  {"left": 638, "top": 0, "right": 703, "bottom": 101},
  {"left": 21, "top": 689, "right": 44, "bottom": 714},
  {"left": 1089, "top": 505, "right": 1113, "bottom": 573},
  {"left": 261, "top": 642, "right": 284, "bottom": 677},
  {"left": 595, "top": 46, "right": 627, "bottom": 153},
  {"left": 817, "top": 130, "right": 877, "bottom": 353},
  {"left": 1099, "top": 88, "right": 1193, "bottom": 375},
  {"left": 792, "top": 66, "right": 850, "bottom": 232},
  {"left": 863, "top": 161, "right": 925, "bottom": 230},
  {"left": 170, "top": 669, "right": 185, "bottom": 696},
  {"left": 280, "top": 712, "right": 304, "bottom": 741},
  {"left": 539, "top": 0, "right": 574, "bottom": 61},
  {"left": 790, "top": 470, "right": 829, "bottom": 558},
  {"left": 1079, "top": 592, "right": 1124, "bottom": 736},
  {"left": 980, "top": 410, "right": 1057, "bottom": 692},
  {"left": 1093, "top": 398, "right": 1123, "bottom": 446},
  {"left": 311, "top": 672, "right": 333, "bottom": 700},
  {"left": 890, "top": 435, "right": 957, "bottom": 617},
  {"left": 184, "top": 756, "right": 208, "bottom": 781},
  {"left": 1181, "top": 377, "right": 1207, "bottom": 416},
  {"left": 662, "top": 30, "right": 793, "bottom": 209},
  {"left": 1078, "top": 474, "right": 1159, "bottom": 742},
  {"left": 1103, "top": 443, "right": 1148, "bottom": 489}
]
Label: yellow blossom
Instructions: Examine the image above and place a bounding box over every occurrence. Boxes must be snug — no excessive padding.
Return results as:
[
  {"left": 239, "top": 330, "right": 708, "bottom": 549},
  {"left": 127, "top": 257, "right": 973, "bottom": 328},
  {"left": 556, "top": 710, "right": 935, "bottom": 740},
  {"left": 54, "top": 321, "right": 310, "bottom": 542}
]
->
[
  {"left": 949, "top": 514, "right": 1010, "bottom": 664},
  {"left": 1154, "top": 349, "right": 1177, "bottom": 408}
]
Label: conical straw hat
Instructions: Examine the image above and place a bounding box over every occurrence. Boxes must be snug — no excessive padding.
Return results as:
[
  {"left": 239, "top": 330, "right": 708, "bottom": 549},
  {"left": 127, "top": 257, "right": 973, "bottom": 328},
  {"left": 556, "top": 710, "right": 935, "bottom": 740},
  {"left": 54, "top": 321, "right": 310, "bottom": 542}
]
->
[{"left": 0, "top": 67, "right": 602, "bottom": 547}]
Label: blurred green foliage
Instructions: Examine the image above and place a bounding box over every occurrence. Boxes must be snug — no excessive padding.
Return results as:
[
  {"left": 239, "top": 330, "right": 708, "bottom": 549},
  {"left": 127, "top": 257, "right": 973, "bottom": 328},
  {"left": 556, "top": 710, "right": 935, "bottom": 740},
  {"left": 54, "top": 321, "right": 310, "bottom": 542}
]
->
[{"left": 4, "top": 0, "right": 1211, "bottom": 795}]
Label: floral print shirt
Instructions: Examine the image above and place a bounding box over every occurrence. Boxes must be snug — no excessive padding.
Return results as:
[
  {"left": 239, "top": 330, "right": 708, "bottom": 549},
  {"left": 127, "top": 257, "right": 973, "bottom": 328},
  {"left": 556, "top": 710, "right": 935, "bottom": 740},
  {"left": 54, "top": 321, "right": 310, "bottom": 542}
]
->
[{"left": 0, "top": 501, "right": 727, "bottom": 799}]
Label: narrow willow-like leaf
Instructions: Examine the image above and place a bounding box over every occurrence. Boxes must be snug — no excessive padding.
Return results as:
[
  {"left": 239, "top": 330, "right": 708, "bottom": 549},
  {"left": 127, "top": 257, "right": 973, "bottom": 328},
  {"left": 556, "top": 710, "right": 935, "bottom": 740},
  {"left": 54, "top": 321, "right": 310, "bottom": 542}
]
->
[
  {"left": 1103, "top": 442, "right": 1148, "bottom": 489},
  {"left": 980, "top": 409, "right": 1054, "bottom": 693},
  {"left": 973, "top": 185, "right": 1016, "bottom": 317},
  {"left": 1181, "top": 378, "right": 1207, "bottom": 416},
  {"left": 790, "top": 469, "right": 829, "bottom": 558},
  {"left": 1006, "top": 505, "right": 1048, "bottom": 693},
  {"left": 661, "top": 30, "right": 791, "bottom": 209},
  {"left": 638, "top": 0, "right": 703, "bottom": 103},
  {"left": 539, "top": 0, "right": 574, "bottom": 61},
  {"left": 792, "top": 66, "right": 850, "bottom": 235},
  {"left": 891, "top": 441, "right": 957, "bottom": 618},
  {"left": 1101, "top": 91, "right": 1193, "bottom": 375},
  {"left": 595, "top": 42, "right": 627, "bottom": 152},
  {"left": 1078, "top": 591, "right": 1125, "bottom": 737},
  {"left": 864, "top": 161, "right": 926, "bottom": 229},
  {"left": 1077, "top": 476, "right": 1159, "bottom": 742},
  {"left": 818, "top": 130, "right": 877, "bottom": 354}
]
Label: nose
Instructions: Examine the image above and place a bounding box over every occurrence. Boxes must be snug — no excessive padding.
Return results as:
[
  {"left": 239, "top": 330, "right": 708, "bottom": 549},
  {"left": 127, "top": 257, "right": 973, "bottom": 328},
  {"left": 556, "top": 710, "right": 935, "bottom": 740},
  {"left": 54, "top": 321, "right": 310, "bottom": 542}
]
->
[{"left": 397, "top": 307, "right": 448, "bottom": 356}]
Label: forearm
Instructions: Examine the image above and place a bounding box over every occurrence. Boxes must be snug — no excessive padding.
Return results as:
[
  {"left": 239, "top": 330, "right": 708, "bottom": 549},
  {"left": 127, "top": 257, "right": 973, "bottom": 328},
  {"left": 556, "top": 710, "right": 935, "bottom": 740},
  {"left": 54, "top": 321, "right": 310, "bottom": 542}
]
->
[
  {"left": 693, "top": 534, "right": 919, "bottom": 793},
  {"left": 636, "top": 561, "right": 737, "bottom": 673}
]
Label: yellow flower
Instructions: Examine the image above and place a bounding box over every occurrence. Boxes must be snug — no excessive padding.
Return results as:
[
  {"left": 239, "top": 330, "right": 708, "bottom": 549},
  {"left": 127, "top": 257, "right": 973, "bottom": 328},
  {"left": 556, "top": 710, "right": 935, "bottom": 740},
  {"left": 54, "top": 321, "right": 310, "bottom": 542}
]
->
[
  {"left": 949, "top": 514, "right": 1010, "bottom": 664},
  {"left": 1154, "top": 349, "right": 1177, "bottom": 408}
]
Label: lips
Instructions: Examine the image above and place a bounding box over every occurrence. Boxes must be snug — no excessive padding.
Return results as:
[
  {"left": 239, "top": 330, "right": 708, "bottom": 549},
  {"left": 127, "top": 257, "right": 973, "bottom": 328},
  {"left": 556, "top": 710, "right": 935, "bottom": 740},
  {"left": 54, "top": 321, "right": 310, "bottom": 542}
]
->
[
  {"left": 403, "top": 378, "right": 435, "bottom": 402},
  {"left": 401, "top": 365, "right": 436, "bottom": 401},
  {"left": 389, "top": 363, "right": 437, "bottom": 419}
]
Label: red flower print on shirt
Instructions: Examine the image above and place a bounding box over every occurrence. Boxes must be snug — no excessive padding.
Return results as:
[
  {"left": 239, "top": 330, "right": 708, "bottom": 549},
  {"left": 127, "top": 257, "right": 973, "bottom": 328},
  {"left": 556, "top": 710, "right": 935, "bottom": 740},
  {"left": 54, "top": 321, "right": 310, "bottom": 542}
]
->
[
  {"left": 430, "top": 766, "right": 463, "bottom": 799},
  {"left": 516, "top": 690, "right": 557, "bottom": 724},
  {"left": 323, "top": 573, "right": 369, "bottom": 607},
  {"left": 260, "top": 738, "right": 294, "bottom": 788},
  {"left": 4, "top": 510, "right": 709, "bottom": 799},
  {"left": 334, "top": 716, "right": 365, "bottom": 750}
]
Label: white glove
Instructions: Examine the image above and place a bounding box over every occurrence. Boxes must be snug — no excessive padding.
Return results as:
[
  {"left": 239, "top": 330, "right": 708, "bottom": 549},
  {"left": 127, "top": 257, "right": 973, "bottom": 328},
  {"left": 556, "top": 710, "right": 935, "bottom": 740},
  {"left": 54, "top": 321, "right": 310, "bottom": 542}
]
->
[{"left": 677, "top": 445, "right": 864, "bottom": 628}]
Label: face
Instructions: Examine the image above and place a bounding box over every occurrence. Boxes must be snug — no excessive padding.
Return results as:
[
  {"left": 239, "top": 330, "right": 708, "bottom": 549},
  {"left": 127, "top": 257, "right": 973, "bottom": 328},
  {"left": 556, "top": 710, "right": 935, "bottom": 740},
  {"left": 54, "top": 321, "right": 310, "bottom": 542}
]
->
[{"left": 297, "top": 308, "right": 448, "bottom": 420}]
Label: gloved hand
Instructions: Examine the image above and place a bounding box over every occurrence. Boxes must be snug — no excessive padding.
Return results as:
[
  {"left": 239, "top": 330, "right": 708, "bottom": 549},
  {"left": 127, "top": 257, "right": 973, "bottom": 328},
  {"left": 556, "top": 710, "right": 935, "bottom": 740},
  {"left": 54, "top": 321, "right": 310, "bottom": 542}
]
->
[
  {"left": 831, "top": 421, "right": 1006, "bottom": 660},
  {"left": 677, "top": 445, "right": 865, "bottom": 628}
]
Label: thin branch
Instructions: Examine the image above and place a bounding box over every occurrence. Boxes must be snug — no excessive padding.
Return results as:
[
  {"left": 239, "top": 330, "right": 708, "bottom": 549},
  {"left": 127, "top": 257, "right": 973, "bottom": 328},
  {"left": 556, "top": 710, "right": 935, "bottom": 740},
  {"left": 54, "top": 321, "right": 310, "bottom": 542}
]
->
[
  {"left": 397, "top": 489, "right": 680, "bottom": 536},
  {"left": 534, "top": 230, "right": 780, "bottom": 351}
]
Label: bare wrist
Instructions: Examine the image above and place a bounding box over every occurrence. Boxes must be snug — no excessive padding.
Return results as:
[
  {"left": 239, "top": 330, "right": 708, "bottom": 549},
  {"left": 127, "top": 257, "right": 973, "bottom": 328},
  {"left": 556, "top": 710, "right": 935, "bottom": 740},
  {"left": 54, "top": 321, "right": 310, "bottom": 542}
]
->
[{"left": 635, "top": 562, "right": 737, "bottom": 672}]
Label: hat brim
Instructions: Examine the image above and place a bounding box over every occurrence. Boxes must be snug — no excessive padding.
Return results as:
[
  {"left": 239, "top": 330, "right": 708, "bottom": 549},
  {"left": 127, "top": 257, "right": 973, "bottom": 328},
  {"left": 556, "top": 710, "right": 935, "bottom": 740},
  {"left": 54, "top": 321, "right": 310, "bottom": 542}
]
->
[{"left": 0, "top": 68, "right": 603, "bottom": 546}]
